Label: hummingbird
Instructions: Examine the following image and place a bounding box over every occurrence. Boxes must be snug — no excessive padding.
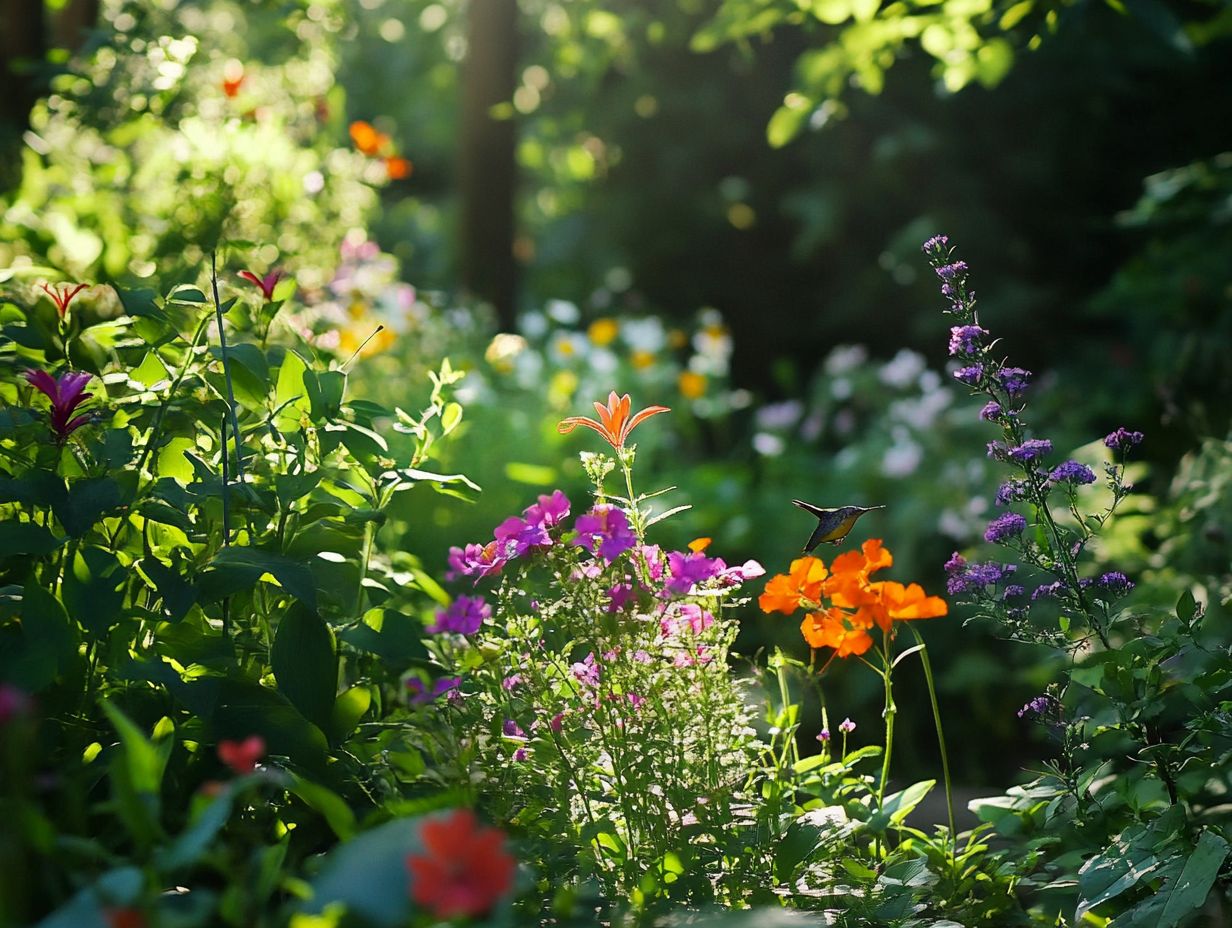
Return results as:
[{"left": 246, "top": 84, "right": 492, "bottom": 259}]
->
[{"left": 792, "top": 500, "right": 886, "bottom": 553}]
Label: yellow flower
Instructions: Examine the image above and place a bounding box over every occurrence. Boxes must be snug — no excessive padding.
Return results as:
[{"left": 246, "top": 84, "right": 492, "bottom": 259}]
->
[
  {"left": 630, "top": 350, "right": 655, "bottom": 370},
  {"left": 678, "top": 370, "right": 707, "bottom": 399},
  {"left": 485, "top": 333, "right": 527, "bottom": 373},
  {"left": 668, "top": 328, "right": 689, "bottom": 350},
  {"left": 588, "top": 317, "right": 619, "bottom": 346}
]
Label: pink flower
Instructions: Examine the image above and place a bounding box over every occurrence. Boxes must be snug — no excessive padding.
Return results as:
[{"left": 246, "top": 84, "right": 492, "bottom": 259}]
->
[
  {"left": 25, "top": 369, "right": 94, "bottom": 443},
  {"left": 39, "top": 282, "right": 89, "bottom": 318},
  {"left": 238, "top": 268, "right": 284, "bottom": 301}
]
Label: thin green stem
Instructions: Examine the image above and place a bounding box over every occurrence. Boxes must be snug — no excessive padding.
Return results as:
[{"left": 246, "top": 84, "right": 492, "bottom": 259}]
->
[
  {"left": 877, "top": 633, "right": 896, "bottom": 807},
  {"left": 211, "top": 251, "right": 245, "bottom": 482},
  {"left": 909, "top": 624, "right": 956, "bottom": 860}
]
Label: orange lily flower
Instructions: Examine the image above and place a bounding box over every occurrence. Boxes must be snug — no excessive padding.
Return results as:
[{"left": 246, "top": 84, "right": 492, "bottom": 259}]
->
[
  {"left": 385, "top": 156, "right": 412, "bottom": 179},
  {"left": 557, "top": 391, "right": 670, "bottom": 451},
  {"left": 759, "top": 556, "right": 828, "bottom": 615},
  {"left": 866, "top": 581, "right": 948, "bottom": 631}
]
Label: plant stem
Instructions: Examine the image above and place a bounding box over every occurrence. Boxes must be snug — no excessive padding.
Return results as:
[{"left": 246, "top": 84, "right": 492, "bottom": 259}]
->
[
  {"left": 909, "top": 624, "right": 956, "bottom": 860},
  {"left": 220, "top": 413, "right": 232, "bottom": 640},
  {"left": 211, "top": 250, "right": 245, "bottom": 482},
  {"left": 877, "top": 632, "right": 896, "bottom": 807}
]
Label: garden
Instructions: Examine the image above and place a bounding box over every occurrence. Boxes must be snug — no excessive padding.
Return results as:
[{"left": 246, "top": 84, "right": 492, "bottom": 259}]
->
[{"left": 1, "top": 0, "right": 1230, "bottom": 926}]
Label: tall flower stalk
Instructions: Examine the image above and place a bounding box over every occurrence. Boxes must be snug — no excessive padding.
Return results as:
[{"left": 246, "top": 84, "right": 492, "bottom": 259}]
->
[{"left": 922, "top": 235, "right": 1141, "bottom": 650}]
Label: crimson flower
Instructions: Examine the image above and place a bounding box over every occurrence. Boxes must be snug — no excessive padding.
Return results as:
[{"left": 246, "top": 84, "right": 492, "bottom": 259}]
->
[
  {"left": 238, "top": 269, "right": 284, "bottom": 301},
  {"left": 406, "top": 810, "right": 516, "bottom": 918},
  {"left": 557, "top": 391, "right": 669, "bottom": 451},
  {"left": 24, "top": 369, "right": 94, "bottom": 443},
  {"left": 218, "top": 735, "right": 265, "bottom": 774},
  {"left": 39, "top": 282, "right": 89, "bottom": 318}
]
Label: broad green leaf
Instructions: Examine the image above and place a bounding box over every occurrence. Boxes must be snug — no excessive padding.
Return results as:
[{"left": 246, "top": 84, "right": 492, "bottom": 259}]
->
[
  {"left": 1154, "top": 830, "right": 1229, "bottom": 927},
  {"left": 35, "top": 866, "right": 144, "bottom": 928},
  {"left": 0, "top": 520, "right": 63, "bottom": 555},
  {"left": 162, "top": 790, "right": 234, "bottom": 870},
  {"left": 63, "top": 547, "right": 126, "bottom": 636},
  {"left": 54, "top": 476, "right": 123, "bottom": 536},
  {"left": 274, "top": 350, "right": 312, "bottom": 432},
  {"left": 867, "top": 779, "right": 935, "bottom": 832},
  {"left": 289, "top": 775, "right": 356, "bottom": 840},
  {"left": 199, "top": 546, "right": 318, "bottom": 611},
  {"left": 271, "top": 604, "right": 337, "bottom": 729},
  {"left": 303, "top": 816, "right": 426, "bottom": 926},
  {"left": 329, "top": 686, "right": 371, "bottom": 742}
]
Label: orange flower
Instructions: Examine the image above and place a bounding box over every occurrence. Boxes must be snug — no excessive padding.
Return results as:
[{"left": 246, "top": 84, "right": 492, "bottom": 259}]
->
[
  {"left": 800, "top": 608, "right": 875, "bottom": 657},
  {"left": 385, "top": 156, "right": 412, "bottom": 179},
  {"left": 557, "top": 391, "right": 669, "bottom": 451},
  {"left": 349, "top": 120, "right": 389, "bottom": 156},
  {"left": 758, "top": 556, "right": 828, "bottom": 615},
  {"left": 867, "top": 581, "right": 948, "bottom": 630},
  {"left": 40, "top": 281, "right": 89, "bottom": 318},
  {"left": 688, "top": 537, "right": 712, "bottom": 553}
]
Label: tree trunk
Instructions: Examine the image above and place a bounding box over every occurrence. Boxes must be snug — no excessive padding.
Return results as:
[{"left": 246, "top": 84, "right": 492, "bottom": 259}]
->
[
  {"left": 457, "top": 0, "right": 518, "bottom": 329},
  {"left": 0, "top": 0, "right": 45, "bottom": 190}
]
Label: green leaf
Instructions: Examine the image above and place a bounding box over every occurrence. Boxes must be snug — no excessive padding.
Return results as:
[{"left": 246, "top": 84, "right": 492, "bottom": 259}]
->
[
  {"left": 289, "top": 775, "right": 356, "bottom": 840},
  {"left": 136, "top": 554, "right": 196, "bottom": 622},
  {"left": 201, "top": 678, "right": 331, "bottom": 771},
  {"left": 100, "top": 701, "right": 173, "bottom": 848},
  {"left": 338, "top": 610, "right": 427, "bottom": 662},
  {"left": 303, "top": 816, "right": 426, "bottom": 926},
  {"left": 35, "top": 866, "right": 144, "bottom": 928},
  {"left": 329, "top": 686, "right": 371, "bottom": 742},
  {"left": 274, "top": 350, "right": 312, "bottom": 432},
  {"left": 271, "top": 604, "right": 337, "bottom": 729},
  {"left": 162, "top": 790, "right": 234, "bottom": 870},
  {"left": 54, "top": 476, "right": 123, "bottom": 537},
  {"left": 0, "top": 520, "right": 63, "bottom": 555},
  {"left": 1175, "top": 589, "right": 1198, "bottom": 623},
  {"left": 63, "top": 547, "right": 126, "bottom": 637},
  {"left": 199, "top": 546, "right": 318, "bottom": 611},
  {"left": 867, "top": 780, "right": 935, "bottom": 832},
  {"left": 1154, "top": 830, "right": 1228, "bottom": 927}
]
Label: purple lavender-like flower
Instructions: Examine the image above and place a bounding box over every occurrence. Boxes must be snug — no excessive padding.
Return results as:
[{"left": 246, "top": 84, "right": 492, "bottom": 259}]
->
[
  {"left": 948, "top": 558, "right": 1018, "bottom": 595},
  {"left": 1096, "top": 572, "right": 1135, "bottom": 597},
  {"left": 987, "top": 442, "right": 1008, "bottom": 462},
  {"left": 573, "top": 506, "right": 637, "bottom": 563},
  {"left": 936, "top": 261, "right": 969, "bottom": 280},
  {"left": 1003, "top": 584, "right": 1025, "bottom": 599},
  {"left": 944, "top": 551, "right": 967, "bottom": 575},
  {"left": 980, "top": 401, "right": 1003, "bottom": 422},
  {"left": 1104, "top": 428, "right": 1144, "bottom": 453},
  {"left": 997, "top": 367, "right": 1032, "bottom": 400},
  {"left": 948, "top": 325, "right": 987, "bottom": 357},
  {"left": 922, "top": 234, "right": 950, "bottom": 254},
  {"left": 1049, "top": 460, "right": 1097, "bottom": 485},
  {"left": 665, "top": 550, "right": 724, "bottom": 595},
  {"left": 1032, "top": 581, "right": 1066, "bottom": 601},
  {"left": 428, "top": 595, "right": 491, "bottom": 635},
  {"left": 1007, "top": 439, "right": 1052, "bottom": 464},
  {"left": 984, "top": 512, "right": 1027, "bottom": 543},
  {"left": 995, "top": 479, "right": 1029, "bottom": 506},
  {"left": 954, "top": 364, "right": 984, "bottom": 386},
  {"left": 1017, "top": 694, "right": 1055, "bottom": 719}
]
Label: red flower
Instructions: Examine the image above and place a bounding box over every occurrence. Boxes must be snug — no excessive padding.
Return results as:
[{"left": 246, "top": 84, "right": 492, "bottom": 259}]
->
[
  {"left": 104, "top": 908, "right": 147, "bottom": 928},
  {"left": 24, "top": 369, "right": 94, "bottom": 443},
  {"left": 238, "top": 269, "right": 284, "bottom": 302},
  {"left": 218, "top": 735, "right": 265, "bottom": 774},
  {"left": 557, "top": 391, "right": 670, "bottom": 451},
  {"left": 385, "top": 156, "right": 412, "bottom": 179},
  {"left": 406, "top": 810, "right": 516, "bottom": 919},
  {"left": 39, "top": 281, "right": 89, "bottom": 318}
]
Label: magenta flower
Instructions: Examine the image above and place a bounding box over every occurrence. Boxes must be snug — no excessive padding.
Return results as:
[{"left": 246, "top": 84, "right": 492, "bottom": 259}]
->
[
  {"left": 573, "top": 505, "right": 637, "bottom": 563},
  {"left": 493, "top": 516, "right": 551, "bottom": 558},
  {"left": 523, "top": 489, "right": 570, "bottom": 527},
  {"left": 39, "top": 282, "right": 89, "bottom": 318},
  {"left": 665, "top": 550, "right": 724, "bottom": 595},
  {"left": 238, "top": 268, "right": 285, "bottom": 301},
  {"left": 25, "top": 369, "right": 94, "bottom": 443},
  {"left": 446, "top": 541, "right": 508, "bottom": 581},
  {"left": 407, "top": 675, "right": 462, "bottom": 705},
  {"left": 428, "top": 595, "right": 491, "bottom": 635}
]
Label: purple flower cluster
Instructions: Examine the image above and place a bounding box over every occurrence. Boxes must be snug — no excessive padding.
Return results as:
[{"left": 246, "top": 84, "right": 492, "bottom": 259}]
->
[
  {"left": 995, "top": 479, "right": 1029, "bottom": 506},
  {"left": 448, "top": 490, "right": 573, "bottom": 580},
  {"left": 996, "top": 367, "right": 1032, "bottom": 400},
  {"left": 1007, "top": 439, "right": 1052, "bottom": 464},
  {"left": 948, "top": 324, "right": 987, "bottom": 357},
  {"left": 1017, "top": 694, "right": 1056, "bottom": 719},
  {"left": 984, "top": 512, "right": 1027, "bottom": 544},
  {"left": 936, "top": 261, "right": 969, "bottom": 280},
  {"left": 1104, "top": 428, "right": 1144, "bottom": 453},
  {"left": 407, "top": 675, "right": 462, "bottom": 705},
  {"left": 980, "top": 401, "right": 1003, "bottom": 422},
  {"left": 944, "top": 552, "right": 1017, "bottom": 596},
  {"left": 574, "top": 505, "right": 638, "bottom": 562},
  {"left": 1031, "top": 581, "right": 1066, "bottom": 601},
  {"left": 428, "top": 595, "right": 491, "bottom": 635},
  {"left": 1049, "top": 460, "right": 1097, "bottom": 485},
  {"left": 1096, "top": 571, "right": 1135, "bottom": 597},
  {"left": 953, "top": 365, "right": 984, "bottom": 387}
]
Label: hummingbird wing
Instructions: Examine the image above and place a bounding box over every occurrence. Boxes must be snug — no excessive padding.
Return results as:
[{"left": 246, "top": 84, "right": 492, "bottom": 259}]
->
[
  {"left": 803, "top": 520, "right": 830, "bottom": 553},
  {"left": 792, "top": 499, "right": 831, "bottom": 518}
]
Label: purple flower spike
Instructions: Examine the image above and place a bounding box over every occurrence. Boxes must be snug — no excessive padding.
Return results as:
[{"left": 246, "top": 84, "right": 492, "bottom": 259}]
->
[
  {"left": 428, "top": 595, "right": 491, "bottom": 634},
  {"left": 25, "top": 369, "right": 95, "bottom": 443},
  {"left": 922, "top": 235, "right": 950, "bottom": 254},
  {"left": 996, "top": 367, "right": 1032, "bottom": 399},
  {"left": 936, "top": 261, "right": 969, "bottom": 280},
  {"left": 984, "top": 512, "right": 1027, "bottom": 544},
  {"left": 979, "top": 401, "right": 1003, "bottom": 422},
  {"left": 1096, "top": 572, "right": 1135, "bottom": 598}
]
